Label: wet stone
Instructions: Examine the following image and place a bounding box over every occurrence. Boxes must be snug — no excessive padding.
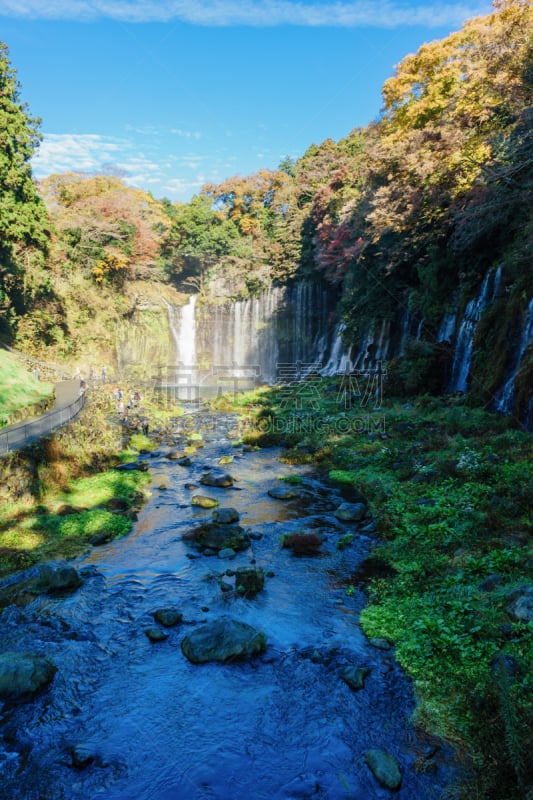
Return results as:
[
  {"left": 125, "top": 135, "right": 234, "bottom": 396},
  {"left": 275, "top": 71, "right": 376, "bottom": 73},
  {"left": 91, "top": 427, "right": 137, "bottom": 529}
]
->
[
  {"left": 153, "top": 608, "right": 182, "bottom": 627},
  {"left": 218, "top": 548, "right": 236, "bottom": 560},
  {"left": 0, "top": 652, "right": 56, "bottom": 700},
  {"left": 341, "top": 665, "right": 370, "bottom": 691},
  {"left": 183, "top": 523, "right": 250, "bottom": 554},
  {"left": 212, "top": 507, "right": 240, "bottom": 524},
  {"left": 369, "top": 637, "right": 392, "bottom": 650},
  {"left": 282, "top": 533, "right": 322, "bottom": 556},
  {"left": 38, "top": 562, "right": 82, "bottom": 593},
  {"left": 235, "top": 567, "right": 264, "bottom": 598},
  {"left": 364, "top": 748, "right": 402, "bottom": 790},
  {"left": 191, "top": 495, "right": 219, "bottom": 509},
  {"left": 71, "top": 744, "right": 96, "bottom": 770},
  {"left": 181, "top": 617, "right": 267, "bottom": 663},
  {"left": 90, "top": 530, "right": 114, "bottom": 546},
  {"left": 145, "top": 628, "right": 169, "bottom": 643},
  {"left": 200, "top": 470, "right": 234, "bottom": 488},
  {"left": 333, "top": 502, "right": 367, "bottom": 522},
  {"left": 268, "top": 486, "right": 300, "bottom": 500}
]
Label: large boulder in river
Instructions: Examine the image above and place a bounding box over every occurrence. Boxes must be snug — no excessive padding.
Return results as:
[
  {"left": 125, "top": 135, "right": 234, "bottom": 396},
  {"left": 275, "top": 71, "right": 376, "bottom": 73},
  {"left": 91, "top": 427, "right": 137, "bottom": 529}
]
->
[
  {"left": 200, "top": 470, "right": 234, "bottom": 488},
  {"left": 39, "top": 562, "right": 82, "bottom": 593},
  {"left": 0, "top": 652, "right": 56, "bottom": 700},
  {"left": 364, "top": 749, "right": 402, "bottom": 790},
  {"left": 183, "top": 523, "right": 250, "bottom": 554},
  {"left": 181, "top": 618, "right": 267, "bottom": 663}
]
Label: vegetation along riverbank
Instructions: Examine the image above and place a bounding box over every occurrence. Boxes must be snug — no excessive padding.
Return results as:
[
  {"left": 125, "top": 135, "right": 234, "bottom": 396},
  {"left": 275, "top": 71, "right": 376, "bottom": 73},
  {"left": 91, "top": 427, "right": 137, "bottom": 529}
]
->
[{"left": 217, "top": 381, "right": 533, "bottom": 800}]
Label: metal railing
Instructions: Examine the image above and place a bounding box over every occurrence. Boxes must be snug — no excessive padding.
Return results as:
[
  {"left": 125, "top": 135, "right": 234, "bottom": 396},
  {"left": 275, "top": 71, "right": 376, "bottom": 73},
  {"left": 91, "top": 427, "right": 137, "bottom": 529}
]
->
[{"left": 0, "top": 391, "right": 86, "bottom": 456}]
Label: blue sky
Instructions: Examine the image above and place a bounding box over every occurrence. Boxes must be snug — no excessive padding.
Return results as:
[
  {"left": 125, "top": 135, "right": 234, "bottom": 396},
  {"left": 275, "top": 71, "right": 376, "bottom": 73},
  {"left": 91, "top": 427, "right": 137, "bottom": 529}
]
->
[{"left": 0, "top": 0, "right": 494, "bottom": 203}]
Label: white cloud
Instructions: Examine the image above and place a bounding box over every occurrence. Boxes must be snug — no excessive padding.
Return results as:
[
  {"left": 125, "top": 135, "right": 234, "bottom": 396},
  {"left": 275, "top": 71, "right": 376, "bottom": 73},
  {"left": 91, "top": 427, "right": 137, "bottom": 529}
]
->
[
  {"left": 0, "top": 0, "right": 493, "bottom": 28},
  {"left": 31, "top": 132, "right": 165, "bottom": 188},
  {"left": 30, "top": 131, "right": 232, "bottom": 201}
]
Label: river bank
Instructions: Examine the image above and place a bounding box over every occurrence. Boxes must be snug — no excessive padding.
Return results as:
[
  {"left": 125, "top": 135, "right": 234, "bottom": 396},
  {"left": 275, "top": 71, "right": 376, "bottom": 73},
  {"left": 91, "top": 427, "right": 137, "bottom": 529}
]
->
[{"left": 0, "top": 386, "right": 531, "bottom": 799}]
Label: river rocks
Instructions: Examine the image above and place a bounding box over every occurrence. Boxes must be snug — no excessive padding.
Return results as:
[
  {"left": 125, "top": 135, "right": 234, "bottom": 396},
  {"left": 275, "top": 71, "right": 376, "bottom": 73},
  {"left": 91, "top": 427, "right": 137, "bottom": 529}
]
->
[
  {"left": 334, "top": 502, "right": 367, "bottom": 522},
  {"left": 218, "top": 548, "right": 236, "bottom": 560},
  {"left": 114, "top": 461, "right": 148, "bottom": 472},
  {"left": 191, "top": 495, "right": 219, "bottom": 509},
  {"left": 506, "top": 586, "right": 533, "bottom": 622},
  {"left": 153, "top": 608, "right": 182, "bottom": 627},
  {"left": 268, "top": 486, "right": 300, "bottom": 500},
  {"left": 166, "top": 449, "right": 185, "bottom": 460},
  {"left": 38, "top": 562, "right": 82, "bottom": 593},
  {"left": 90, "top": 530, "right": 114, "bottom": 546},
  {"left": 364, "top": 749, "right": 402, "bottom": 790},
  {"left": 341, "top": 665, "right": 370, "bottom": 691},
  {"left": 200, "top": 470, "right": 234, "bottom": 488},
  {"left": 369, "top": 637, "right": 392, "bottom": 650},
  {"left": 71, "top": 743, "right": 96, "bottom": 769},
  {"left": 0, "top": 652, "right": 56, "bottom": 700},
  {"left": 183, "top": 523, "right": 250, "bottom": 554},
  {"left": 181, "top": 617, "right": 267, "bottom": 663},
  {"left": 282, "top": 533, "right": 322, "bottom": 556},
  {"left": 212, "top": 507, "right": 240, "bottom": 524},
  {"left": 145, "top": 627, "right": 169, "bottom": 643},
  {"left": 235, "top": 567, "right": 264, "bottom": 598}
]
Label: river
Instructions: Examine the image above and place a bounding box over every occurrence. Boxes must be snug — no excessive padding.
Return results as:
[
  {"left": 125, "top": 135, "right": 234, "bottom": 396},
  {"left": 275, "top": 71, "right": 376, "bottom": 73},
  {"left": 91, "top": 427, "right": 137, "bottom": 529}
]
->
[{"left": 0, "top": 411, "right": 458, "bottom": 799}]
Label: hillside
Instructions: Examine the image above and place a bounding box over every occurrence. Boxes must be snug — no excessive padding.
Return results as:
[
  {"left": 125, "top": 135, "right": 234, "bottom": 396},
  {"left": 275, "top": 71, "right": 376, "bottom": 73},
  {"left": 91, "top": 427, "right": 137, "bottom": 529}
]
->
[
  {"left": 0, "top": 349, "right": 53, "bottom": 428},
  {"left": 1, "top": 2, "right": 531, "bottom": 426}
]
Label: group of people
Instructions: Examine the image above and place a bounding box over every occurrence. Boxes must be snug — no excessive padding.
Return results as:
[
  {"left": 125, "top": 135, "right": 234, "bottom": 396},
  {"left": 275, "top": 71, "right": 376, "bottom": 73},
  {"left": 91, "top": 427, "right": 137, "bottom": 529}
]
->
[{"left": 112, "top": 387, "right": 149, "bottom": 434}]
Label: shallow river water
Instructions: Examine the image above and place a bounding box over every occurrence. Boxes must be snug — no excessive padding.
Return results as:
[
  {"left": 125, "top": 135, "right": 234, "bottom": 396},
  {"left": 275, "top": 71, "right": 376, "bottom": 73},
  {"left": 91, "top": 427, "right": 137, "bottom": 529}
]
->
[{"left": 0, "top": 412, "right": 458, "bottom": 799}]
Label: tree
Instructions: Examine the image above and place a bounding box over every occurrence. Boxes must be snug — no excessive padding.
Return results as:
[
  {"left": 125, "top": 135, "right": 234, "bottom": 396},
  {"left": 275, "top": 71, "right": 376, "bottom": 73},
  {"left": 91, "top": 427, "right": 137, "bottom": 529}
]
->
[{"left": 0, "top": 41, "right": 51, "bottom": 335}]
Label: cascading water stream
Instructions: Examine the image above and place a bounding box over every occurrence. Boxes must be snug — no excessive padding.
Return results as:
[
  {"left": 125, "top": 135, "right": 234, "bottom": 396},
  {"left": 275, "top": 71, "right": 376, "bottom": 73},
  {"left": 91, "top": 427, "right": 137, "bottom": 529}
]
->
[
  {"left": 447, "top": 271, "right": 494, "bottom": 393},
  {"left": 494, "top": 296, "right": 533, "bottom": 414}
]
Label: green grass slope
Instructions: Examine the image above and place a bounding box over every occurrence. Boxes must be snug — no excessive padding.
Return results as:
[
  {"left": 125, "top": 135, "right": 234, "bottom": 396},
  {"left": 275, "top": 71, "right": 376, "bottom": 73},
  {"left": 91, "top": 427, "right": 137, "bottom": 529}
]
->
[{"left": 0, "top": 350, "right": 54, "bottom": 428}]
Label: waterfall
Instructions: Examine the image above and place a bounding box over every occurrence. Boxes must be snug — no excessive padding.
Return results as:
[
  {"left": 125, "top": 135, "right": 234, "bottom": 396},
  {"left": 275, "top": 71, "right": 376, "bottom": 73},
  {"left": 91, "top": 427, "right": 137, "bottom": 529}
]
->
[
  {"left": 494, "top": 296, "right": 533, "bottom": 414},
  {"left": 165, "top": 283, "right": 339, "bottom": 389},
  {"left": 448, "top": 271, "right": 494, "bottom": 393},
  {"left": 352, "top": 320, "right": 391, "bottom": 371},
  {"left": 437, "top": 312, "right": 457, "bottom": 342},
  {"left": 322, "top": 323, "right": 352, "bottom": 375}
]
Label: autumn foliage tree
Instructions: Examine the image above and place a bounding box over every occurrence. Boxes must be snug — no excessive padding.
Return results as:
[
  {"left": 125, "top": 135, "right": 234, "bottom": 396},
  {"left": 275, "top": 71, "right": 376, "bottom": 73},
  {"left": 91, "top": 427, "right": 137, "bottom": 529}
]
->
[{"left": 39, "top": 173, "right": 168, "bottom": 286}]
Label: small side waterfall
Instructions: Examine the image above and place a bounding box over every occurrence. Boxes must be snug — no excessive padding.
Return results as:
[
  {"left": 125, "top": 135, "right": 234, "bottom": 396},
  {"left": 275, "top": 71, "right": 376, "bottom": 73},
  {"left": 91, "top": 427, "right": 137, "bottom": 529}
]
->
[
  {"left": 494, "top": 296, "right": 533, "bottom": 414},
  {"left": 448, "top": 271, "right": 495, "bottom": 393},
  {"left": 322, "top": 323, "right": 352, "bottom": 375}
]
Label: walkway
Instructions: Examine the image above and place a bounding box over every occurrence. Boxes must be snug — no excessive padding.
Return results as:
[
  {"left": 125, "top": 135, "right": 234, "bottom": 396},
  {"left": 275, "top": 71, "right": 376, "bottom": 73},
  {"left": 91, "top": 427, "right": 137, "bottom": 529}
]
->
[{"left": 0, "top": 380, "right": 84, "bottom": 456}]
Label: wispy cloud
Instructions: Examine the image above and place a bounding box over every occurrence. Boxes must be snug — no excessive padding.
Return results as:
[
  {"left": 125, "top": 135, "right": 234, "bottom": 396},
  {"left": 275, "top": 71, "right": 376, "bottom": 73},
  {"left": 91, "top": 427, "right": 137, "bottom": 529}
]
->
[
  {"left": 31, "top": 131, "right": 225, "bottom": 201},
  {"left": 0, "top": 0, "right": 493, "bottom": 28}
]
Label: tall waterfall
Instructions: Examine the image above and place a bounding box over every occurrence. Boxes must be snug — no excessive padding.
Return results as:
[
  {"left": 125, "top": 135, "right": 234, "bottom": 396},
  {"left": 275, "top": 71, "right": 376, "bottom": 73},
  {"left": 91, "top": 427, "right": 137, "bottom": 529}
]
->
[
  {"left": 166, "top": 283, "right": 338, "bottom": 386},
  {"left": 165, "top": 296, "right": 196, "bottom": 367}
]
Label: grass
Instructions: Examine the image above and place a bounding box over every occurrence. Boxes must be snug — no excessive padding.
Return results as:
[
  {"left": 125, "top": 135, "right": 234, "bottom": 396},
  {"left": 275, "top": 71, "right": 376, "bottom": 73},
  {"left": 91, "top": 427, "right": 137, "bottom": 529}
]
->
[
  {"left": 213, "top": 382, "right": 533, "bottom": 800},
  {"left": 0, "top": 350, "right": 54, "bottom": 428},
  {"left": 0, "top": 384, "right": 153, "bottom": 577}
]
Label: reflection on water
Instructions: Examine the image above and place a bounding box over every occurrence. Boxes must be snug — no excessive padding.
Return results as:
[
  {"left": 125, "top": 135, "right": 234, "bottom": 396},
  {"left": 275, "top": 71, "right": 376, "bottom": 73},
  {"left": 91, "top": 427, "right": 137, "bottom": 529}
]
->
[{"left": 0, "top": 413, "right": 457, "bottom": 800}]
